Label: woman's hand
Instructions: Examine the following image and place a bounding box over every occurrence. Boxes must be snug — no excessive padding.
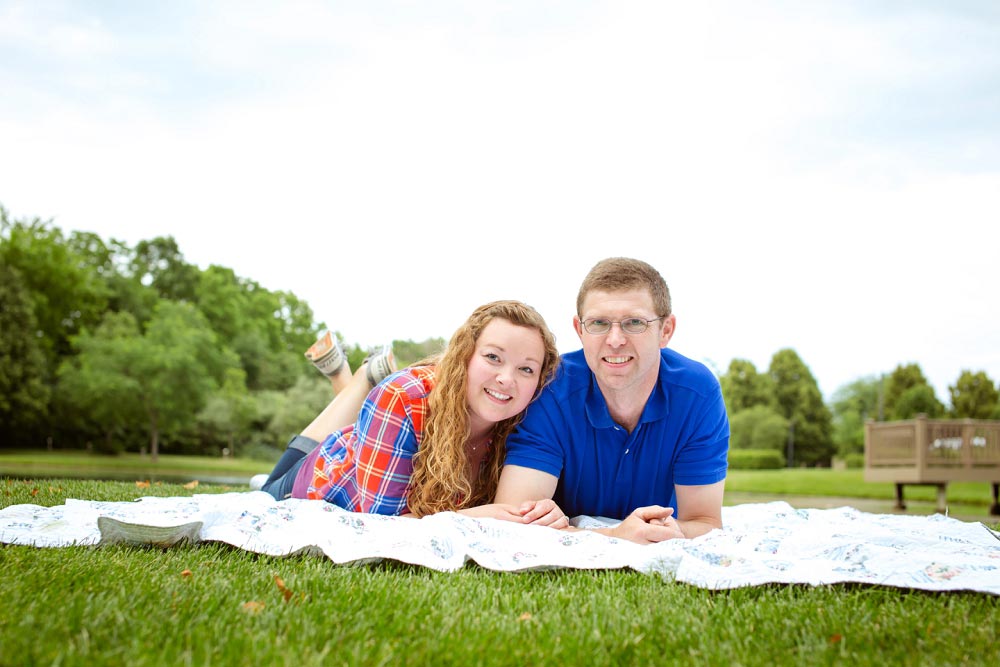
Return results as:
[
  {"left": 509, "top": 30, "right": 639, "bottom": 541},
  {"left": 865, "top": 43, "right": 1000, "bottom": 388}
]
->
[
  {"left": 457, "top": 504, "right": 525, "bottom": 522},
  {"left": 517, "top": 498, "right": 570, "bottom": 528},
  {"left": 457, "top": 500, "right": 570, "bottom": 529}
]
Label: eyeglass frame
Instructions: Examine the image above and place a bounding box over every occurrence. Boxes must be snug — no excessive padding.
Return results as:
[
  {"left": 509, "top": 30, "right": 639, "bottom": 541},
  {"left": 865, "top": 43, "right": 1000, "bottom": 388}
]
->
[{"left": 579, "top": 316, "right": 665, "bottom": 335}]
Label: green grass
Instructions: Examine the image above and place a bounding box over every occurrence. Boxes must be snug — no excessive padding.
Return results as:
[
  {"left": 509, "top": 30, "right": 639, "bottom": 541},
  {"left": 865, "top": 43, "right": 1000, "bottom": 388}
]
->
[
  {"left": 0, "top": 449, "right": 271, "bottom": 484},
  {"left": 726, "top": 468, "right": 997, "bottom": 506},
  {"left": 2, "top": 479, "right": 1000, "bottom": 666}
]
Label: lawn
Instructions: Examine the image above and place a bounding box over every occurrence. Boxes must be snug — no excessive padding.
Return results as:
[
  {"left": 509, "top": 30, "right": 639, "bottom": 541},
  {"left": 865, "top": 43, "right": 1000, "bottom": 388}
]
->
[{"left": 2, "top": 477, "right": 999, "bottom": 666}]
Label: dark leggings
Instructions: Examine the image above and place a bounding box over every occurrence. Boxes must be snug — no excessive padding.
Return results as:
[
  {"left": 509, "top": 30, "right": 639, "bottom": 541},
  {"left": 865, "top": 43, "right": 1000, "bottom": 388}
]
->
[{"left": 261, "top": 434, "right": 318, "bottom": 500}]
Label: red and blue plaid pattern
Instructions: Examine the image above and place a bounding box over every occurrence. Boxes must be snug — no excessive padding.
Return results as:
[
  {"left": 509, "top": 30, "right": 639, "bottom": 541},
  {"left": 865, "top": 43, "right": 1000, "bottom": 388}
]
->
[{"left": 307, "top": 366, "right": 435, "bottom": 515}]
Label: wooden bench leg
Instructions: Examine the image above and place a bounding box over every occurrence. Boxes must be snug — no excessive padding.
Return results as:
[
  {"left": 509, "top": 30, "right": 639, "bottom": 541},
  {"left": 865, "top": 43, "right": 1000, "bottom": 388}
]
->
[
  {"left": 894, "top": 483, "right": 906, "bottom": 510},
  {"left": 991, "top": 483, "right": 1000, "bottom": 516},
  {"left": 935, "top": 484, "right": 947, "bottom": 514}
]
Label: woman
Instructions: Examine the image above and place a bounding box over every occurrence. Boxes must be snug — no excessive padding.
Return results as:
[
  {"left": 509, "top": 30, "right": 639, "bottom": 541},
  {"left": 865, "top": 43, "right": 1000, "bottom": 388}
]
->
[{"left": 256, "top": 300, "right": 565, "bottom": 525}]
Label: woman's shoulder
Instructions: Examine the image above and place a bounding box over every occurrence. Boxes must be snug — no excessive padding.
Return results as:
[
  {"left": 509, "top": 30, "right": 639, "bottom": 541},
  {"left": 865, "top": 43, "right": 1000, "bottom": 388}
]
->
[{"left": 378, "top": 364, "right": 437, "bottom": 400}]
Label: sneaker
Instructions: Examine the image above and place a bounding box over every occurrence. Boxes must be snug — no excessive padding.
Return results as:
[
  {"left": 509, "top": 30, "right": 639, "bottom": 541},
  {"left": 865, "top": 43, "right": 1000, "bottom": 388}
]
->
[
  {"left": 365, "top": 344, "right": 397, "bottom": 387},
  {"left": 305, "top": 330, "right": 347, "bottom": 377},
  {"left": 249, "top": 473, "right": 269, "bottom": 491}
]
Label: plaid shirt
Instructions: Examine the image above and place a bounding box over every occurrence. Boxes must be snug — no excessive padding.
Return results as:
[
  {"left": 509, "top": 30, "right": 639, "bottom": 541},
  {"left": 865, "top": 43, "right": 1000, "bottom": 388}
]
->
[{"left": 307, "top": 365, "right": 435, "bottom": 515}]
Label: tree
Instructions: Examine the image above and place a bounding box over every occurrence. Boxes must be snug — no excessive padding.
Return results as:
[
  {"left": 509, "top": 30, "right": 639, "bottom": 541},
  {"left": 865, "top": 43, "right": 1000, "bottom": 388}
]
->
[
  {"left": 767, "top": 348, "right": 834, "bottom": 466},
  {"left": 58, "top": 301, "right": 240, "bottom": 460},
  {"left": 130, "top": 236, "right": 199, "bottom": 302},
  {"left": 719, "top": 359, "right": 776, "bottom": 414},
  {"left": 197, "top": 368, "right": 256, "bottom": 456},
  {"left": 829, "top": 376, "right": 881, "bottom": 458},
  {"left": 884, "top": 363, "right": 944, "bottom": 419},
  {"left": 729, "top": 405, "right": 789, "bottom": 458},
  {"left": 0, "top": 210, "right": 110, "bottom": 363},
  {"left": 949, "top": 370, "right": 1000, "bottom": 419},
  {"left": 0, "top": 262, "right": 51, "bottom": 444}
]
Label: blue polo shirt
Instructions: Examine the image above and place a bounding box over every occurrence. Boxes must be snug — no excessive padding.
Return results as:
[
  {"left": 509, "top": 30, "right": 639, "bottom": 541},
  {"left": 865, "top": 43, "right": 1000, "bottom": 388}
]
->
[{"left": 504, "top": 348, "right": 729, "bottom": 520}]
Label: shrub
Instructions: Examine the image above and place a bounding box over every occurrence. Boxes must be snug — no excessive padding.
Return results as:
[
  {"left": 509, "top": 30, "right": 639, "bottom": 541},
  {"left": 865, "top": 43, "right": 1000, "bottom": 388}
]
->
[
  {"left": 843, "top": 452, "right": 865, "bottom": 469},
  {"left": 728, "top": 448, "right": 785, "bottom": 470}
]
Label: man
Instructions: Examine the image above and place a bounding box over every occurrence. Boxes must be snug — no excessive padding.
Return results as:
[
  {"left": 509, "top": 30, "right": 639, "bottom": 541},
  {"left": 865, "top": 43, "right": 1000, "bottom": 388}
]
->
[{"left": 497, "top": 257, "right": 729, "bottom": 544}]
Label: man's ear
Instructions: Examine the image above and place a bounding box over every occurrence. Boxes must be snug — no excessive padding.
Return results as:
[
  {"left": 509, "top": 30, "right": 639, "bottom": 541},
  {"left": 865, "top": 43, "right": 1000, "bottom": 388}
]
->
[
  {"left": 659, "top": 314, "right": 676, "bottom": 348},
  {"left": 572, "top": 316, "right": 584, "bottom": 340}
]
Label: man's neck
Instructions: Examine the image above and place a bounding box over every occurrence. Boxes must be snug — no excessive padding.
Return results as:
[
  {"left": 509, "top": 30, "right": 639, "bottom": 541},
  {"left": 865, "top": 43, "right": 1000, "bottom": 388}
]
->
[{"left": 598, "top": 377, "right": 657, "bottom": 433}]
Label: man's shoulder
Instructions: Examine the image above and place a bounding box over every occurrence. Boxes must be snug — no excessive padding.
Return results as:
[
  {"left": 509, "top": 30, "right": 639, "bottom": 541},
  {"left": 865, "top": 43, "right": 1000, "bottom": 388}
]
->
[
  {"left": 546, "top": 350, "right": 592, "bottom": 393},
  {"left": 659, "top": 348, "right": 722, "bottom": 395}
]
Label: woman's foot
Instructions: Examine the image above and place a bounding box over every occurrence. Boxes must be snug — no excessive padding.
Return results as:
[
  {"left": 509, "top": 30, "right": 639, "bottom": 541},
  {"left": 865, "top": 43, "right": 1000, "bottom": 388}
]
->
[
  {"left": 365, "top": 344, "right": 397, "bottom": 387},
  {"left": 305, "top": 330, "right": 347, "bottom": 377}
]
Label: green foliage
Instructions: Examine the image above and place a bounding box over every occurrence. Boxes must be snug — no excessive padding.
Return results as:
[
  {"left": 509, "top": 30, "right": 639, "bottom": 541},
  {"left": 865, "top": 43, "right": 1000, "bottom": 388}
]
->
[
  {"left": 842, "top": 453, "right": 865, "bottom": 469},
  {"left": 259, "top": 376, "right": 333, "bottom": 448},
  {"left": 0, "top": 210, "right": 111, "bottom": 363},
  {"left": 57, "top": 302, "right": 241, "bottom": 459},
  {"left": 393, "top": 336, "right": 447, "bottom": 367},
  {"left": 727, "top": 448, "right": 785, "bottom": 469},
  {"left": 197, "top": 368, "right": 257, "bottom": 456},
  {"left": 829, "top": 376, "right": 881, "bottom": 458},
  {"left": 768, "top": 349, "right": 835, "bottom": 466},
  {"left": 949, "top": 370, "right": 1000, "bottom": 419},
  {"left": 0, "top": 262, "right": 50, "bottom": 441},
  {"left": 719, "top": 359, "right": 776, "bottom": 413},
  {"left": 884, "top": 363, "right": 944, "bottom": 419},
  {"left": 729, "top": 406, "right": 789, "bottom": 452}
]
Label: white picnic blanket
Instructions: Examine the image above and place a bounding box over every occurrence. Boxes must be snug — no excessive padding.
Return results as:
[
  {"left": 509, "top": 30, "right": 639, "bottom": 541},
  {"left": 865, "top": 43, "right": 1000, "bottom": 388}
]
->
[{"left": 2, "top": 493, "right": 998, "bottom": 595}]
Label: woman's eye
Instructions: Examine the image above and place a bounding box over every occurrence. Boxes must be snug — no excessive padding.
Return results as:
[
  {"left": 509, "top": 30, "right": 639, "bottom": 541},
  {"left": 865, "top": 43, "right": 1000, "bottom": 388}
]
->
[
  {"left": 484, "top": 352, "right": 500, "bottom": 362},
  {"left": 519, "top": 366, "right": 535, "bottom": 375}
]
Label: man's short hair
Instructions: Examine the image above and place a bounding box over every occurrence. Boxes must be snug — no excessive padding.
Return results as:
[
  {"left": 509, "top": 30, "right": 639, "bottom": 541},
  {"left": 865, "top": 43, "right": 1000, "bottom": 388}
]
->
[{"left": 576, "top": 257, "right": 672, "bottom": 318}]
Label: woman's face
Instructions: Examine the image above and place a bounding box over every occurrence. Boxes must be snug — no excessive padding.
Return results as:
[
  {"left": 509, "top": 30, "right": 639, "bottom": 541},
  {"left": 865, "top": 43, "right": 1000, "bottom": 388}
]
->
[{"left": 465, "top": 318, "right": 546, "bottom": 436}]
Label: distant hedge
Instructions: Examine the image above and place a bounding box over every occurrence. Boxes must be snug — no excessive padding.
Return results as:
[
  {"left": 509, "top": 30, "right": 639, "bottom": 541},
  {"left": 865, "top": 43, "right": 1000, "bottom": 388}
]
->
[{"left": 728, "top": 449, "right": 785, "bottom": 470}]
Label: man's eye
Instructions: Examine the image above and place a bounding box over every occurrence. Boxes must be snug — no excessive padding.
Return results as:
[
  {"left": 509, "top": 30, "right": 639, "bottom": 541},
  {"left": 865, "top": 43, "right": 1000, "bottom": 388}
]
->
[
  {"left": 590, "top": 319, "right": 611, "bottom": 327},
  {"left": 623, "top": 318, "right": 646, "bottom": 328}
]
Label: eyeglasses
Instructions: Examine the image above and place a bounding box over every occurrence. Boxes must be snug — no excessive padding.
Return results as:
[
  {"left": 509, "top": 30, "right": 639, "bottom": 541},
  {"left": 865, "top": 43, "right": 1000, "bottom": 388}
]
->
[{"left": 581, "top": 317, "right": 663, "bottom": 335}]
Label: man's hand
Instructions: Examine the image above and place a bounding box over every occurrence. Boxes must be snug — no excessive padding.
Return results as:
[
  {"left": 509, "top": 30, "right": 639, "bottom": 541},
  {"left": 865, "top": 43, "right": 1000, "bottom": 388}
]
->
[{"left": 608, "top": 505, "right": 685, "bottom": 544}]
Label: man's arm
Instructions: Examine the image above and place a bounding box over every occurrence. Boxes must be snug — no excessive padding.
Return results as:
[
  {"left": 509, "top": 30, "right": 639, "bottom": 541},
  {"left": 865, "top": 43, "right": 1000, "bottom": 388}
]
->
[
  {"left": 673, "top": 480, "right": 725, "bottom": 538},
  {"left": 493, "top": 465, "right": 568, "bottom": 525},
  {"left": 495, "top": 464, "right": 559, "bottom": 505}
]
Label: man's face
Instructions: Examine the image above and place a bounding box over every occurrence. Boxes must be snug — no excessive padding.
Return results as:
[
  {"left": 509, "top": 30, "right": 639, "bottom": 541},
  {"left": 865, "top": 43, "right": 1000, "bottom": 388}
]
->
[{"left": 573, "top": 288, "right": 675, "bottom": 394}]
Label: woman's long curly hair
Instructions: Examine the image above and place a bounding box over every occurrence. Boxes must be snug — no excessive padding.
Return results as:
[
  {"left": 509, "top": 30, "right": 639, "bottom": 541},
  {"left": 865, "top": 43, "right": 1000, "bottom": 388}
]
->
[{"left": 406, "top": 300, "right": 560, "bottom": 517}]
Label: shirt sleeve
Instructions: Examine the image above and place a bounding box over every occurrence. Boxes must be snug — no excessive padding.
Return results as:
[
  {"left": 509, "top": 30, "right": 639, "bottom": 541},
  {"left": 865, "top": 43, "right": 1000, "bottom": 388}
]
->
[
  {"left": 503, "top": 391, "right": 565, "bottom": 478},
  {"left": 352, "top": 375, "right": 421, "bottom": 514},
  {"left": 672, "top": 384, "right": 730, "bottom": 486}
]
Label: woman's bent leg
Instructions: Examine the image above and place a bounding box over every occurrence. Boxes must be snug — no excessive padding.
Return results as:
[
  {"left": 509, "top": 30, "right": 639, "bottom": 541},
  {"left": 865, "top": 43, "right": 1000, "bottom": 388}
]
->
[{"left": 261, "top": 454, "right": 309, "bottom": 500}]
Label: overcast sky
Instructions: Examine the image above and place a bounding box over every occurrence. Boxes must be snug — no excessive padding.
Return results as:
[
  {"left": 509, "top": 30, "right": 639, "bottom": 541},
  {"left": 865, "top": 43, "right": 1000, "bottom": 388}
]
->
[{"left": 2, "top": 1, "right": 999, "bottom": 402}]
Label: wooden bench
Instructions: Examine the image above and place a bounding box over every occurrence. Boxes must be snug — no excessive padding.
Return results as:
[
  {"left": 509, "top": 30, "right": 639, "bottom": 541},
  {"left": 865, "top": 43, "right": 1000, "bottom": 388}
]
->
[{"left": 864, "top": 414, "right": 1000, "bottom": 515}]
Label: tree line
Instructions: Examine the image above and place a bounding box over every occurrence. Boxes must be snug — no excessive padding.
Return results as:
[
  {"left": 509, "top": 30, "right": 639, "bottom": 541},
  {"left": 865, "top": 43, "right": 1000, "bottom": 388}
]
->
[
  {"left": 0, "top": 205, "right": 443, "bottom": 461},
  {"left": 3, "top": 204, "right": 998, "bottom": 465},
  {"left": 718, "top": 342, "right": 1000, "bottom": 468}
]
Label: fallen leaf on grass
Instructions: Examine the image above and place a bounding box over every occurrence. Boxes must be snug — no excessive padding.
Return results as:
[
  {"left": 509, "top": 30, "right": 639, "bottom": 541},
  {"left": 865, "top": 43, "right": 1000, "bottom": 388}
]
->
[
  {"left": 518, "top": 613, "right": 533, "bottom": 621},
  {"left": 135, "top": 480, "right": 150, "bottom": 489},
  {"left": 183, "top": 480, "right": 199, "bottom": 490},
  {"left": 241, "top": 601, "right": 265, "bottom": 614},
  {"left": 828, "top": 634, "right": 843, "bottom": 644},
  {"left": 274, "top": 575, "right": 294, "bottom": 602},
  {"left": 181, "top": 569, "right": 193, "bottom": 578}
]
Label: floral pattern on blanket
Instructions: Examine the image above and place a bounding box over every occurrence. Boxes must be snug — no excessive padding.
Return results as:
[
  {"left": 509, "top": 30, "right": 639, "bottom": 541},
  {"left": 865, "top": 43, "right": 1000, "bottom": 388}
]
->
[{"left": 2, "top": 494, "right": 998, "bottom": 595}]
